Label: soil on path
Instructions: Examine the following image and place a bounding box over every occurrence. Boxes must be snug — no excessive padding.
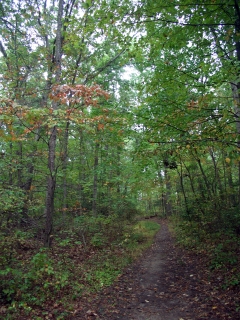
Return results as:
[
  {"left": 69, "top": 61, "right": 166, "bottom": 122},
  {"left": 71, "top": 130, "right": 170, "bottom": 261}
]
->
[
  {"left": 74, "top": 219, "right": 239, "bottom": 320},
  {"left": 111, "top": 220, "right": 193, "bottom": 320}
]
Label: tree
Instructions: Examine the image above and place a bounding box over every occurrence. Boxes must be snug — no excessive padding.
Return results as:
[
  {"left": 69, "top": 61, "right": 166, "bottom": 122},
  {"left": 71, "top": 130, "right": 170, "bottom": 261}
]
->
[
  {"left": 0, "top": 0, "right": 136, "bottom": 245},
  {"left": 128, "top": 1, "right": 240, "bottom": 216}
]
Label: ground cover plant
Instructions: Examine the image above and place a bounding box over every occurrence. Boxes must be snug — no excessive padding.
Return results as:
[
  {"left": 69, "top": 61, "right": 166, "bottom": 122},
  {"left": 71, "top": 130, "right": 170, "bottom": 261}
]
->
[
  {"left": 169, "top": 208, "right": 240, "bottom": 291},
  {"left": 0, "top": 215, "right": 160, "bottom": 319}
]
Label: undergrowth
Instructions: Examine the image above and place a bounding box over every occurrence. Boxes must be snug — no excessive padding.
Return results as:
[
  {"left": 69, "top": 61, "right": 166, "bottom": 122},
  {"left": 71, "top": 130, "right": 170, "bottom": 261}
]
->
[
  {"left": 169, "top": 209, "right": 240, "bottom": 289},
  {"left": 0, "top": 215, "right": 160, "bottom": 319}
]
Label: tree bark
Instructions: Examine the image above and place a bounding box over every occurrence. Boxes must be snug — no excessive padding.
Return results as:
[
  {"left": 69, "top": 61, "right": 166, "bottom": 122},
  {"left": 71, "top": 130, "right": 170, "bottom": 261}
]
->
[
  {"left": 232, "top": 0, "right": 240, "bottom": 207},
  {"left": 164, "top": 167, "right": 172, "bottom": 216},
  {"left": 44, "top": 0, "right": 63, "bottom": 247},
  {"left": 92, "top": 140, "right": 99, "bottom": 216},
  {"left": 62, "top": 121, "right": 70, "bottom": 213}
]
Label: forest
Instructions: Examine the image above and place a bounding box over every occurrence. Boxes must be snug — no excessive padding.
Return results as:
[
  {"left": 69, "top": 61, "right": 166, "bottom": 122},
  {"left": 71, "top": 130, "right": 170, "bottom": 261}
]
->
[{"left": 0, "top": 0, "right": 240, "bottom": 318}]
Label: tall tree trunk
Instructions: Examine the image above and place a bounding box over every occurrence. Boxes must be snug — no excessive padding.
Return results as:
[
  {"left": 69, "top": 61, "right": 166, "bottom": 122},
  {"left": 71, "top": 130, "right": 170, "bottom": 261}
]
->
[
  {"left": 209, "top": 147, "right": 223, "bottom": 210},
  {"left": 177, "top": 161, "right": 190, "bottom": 217},
  {"left": 116, "top": 147, "right": 121, "bottom": 194},
  {"left": 182, "top": 161, "right": 205, "bottom": 217},
  {"left": 44, "top": 126, "right": 57, "bottom": 247},
  {"left": 231, "top": 79, "right": 240, "bottom": 207},
  {"left": 221, "top": 148, "right": 236, "bottom": 206},
  {"left": 191, "top": 149, "right": 212, "bottom": 199},
  {"left": 44, "top": 0, "right": 63, "bottom": 247},
  {"left": 164, "top": 167, "right": 172, "bottom": 215},
  {"left": 78, "top": 128, "right": 85, "bottom": 215},
  {"left": 9, "top": 142, "right": 13, "bottom": 185},
  {"left": 231, "top": 0, "right": 240, "bottom": 207},
  {"left": 156, "top": 162, "right": 165, "bottom": 216},
  {"left": 17, "top": 142, "right": 23, "bottom": 188},
  {"left": 62, "top": 121, "right": 70, "bottom": 213},
  {"left": 92, "top": 141, "right": 99, "bottom": 216},
  {"left": 226, "top": 160, "right": 236, "bottom": 206}
]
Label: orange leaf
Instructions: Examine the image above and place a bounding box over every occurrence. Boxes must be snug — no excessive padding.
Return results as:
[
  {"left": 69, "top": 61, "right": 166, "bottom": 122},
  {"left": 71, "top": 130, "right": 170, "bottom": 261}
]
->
[{"left": 98, "top": 123, "right": 104, "bottom": 130}]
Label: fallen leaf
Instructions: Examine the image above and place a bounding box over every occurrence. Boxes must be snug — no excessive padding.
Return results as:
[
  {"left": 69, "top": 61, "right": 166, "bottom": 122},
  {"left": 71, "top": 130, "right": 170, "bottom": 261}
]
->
[{"left": 86, "top": 310, "right": 97, "bottom": 316}]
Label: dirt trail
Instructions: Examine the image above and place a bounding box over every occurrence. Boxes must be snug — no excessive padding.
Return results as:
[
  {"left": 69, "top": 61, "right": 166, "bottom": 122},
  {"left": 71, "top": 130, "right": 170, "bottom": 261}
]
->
[
  {"left": 106, "top": 220, "right": 194, "bottom": 320},
  {"left": 120, "top": 221, "right": 192, "bottom": 320},
  {"left": 74, "top": 219, "right": 239, "bottom": 320},
  {"left": 77, "top": 220, "right": 195, "bottom": 320}
]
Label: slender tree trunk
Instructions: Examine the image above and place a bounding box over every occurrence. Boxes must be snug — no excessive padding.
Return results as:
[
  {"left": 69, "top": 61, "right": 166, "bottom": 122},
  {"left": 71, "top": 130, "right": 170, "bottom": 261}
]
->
[
  {"left": 209, "top": 147, "right": 223, "bottom": 210},
  {"left": 177, "top": 163, "right": 190, "bottom": 217},
  {"left": 116, "top": 147, "right": 121, "bottom": 194},
  {"left": 92, "top": 141, "right": 99, "bottom": 216},
  {"left": 164, "top": 167, "right": 172, "bottom": 215},
  {"left": 222, "top": 149, "right": 236, "bottom": 206},
  {"left": 44, "top": 126, "right": 57, "bottom": 247},
  {"left": 191, "top": 149, "right": 212, "bottom": 199},
  {"left": 17, "top": 142, "right": 23, "bottom": 188},
  {"left": 62, "top": 121, "right": 70, "bottom": 213},
  {"left": 9, "top": 142, "right": 13, "bottom": 185},
  {"left": 230, "top": 75, "right": 240, "bottom": 207},
  {"left": 78, "top": 128, "right": 85, "bottom": 215},
  {"left": 44, "top": 0, "right": 63, "bottom": 247},
  {"left": 182, "top": 161, "right": 206, "bottom": 217},
  {"left": 226, "top": 160, "right": 236, "bottom": 206},
  {"left": 231, "top": 0, "right": 240, "bottom": 207},
  {"left": 156, "top": 164, "right": 165, "bottom": 215}
]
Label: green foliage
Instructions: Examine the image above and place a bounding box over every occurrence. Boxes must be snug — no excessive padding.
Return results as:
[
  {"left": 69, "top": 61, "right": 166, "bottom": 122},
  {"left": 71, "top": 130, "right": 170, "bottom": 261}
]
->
[
  {"left": 223, "top": 274, "right": 240, "bottom": 289},
  {"left": 0, "top": 186, "right": 25, "bottom": 228},
  {"left": 210, "top": 243, "right": 238, "bottom": 270},
  {"left": 0, "top": 248, "right": 70, "bottom": 307},
  {"left": 0, "top": 209, "right": 160, "bottom": 318},
  {"left": 0, "top": 235, "right": 17, "bottom": 268},
  {"left": 137, "top": 220, "right": 160, "bottom": 233},
  {"left": 72, "top": 214, "right": 126, "bottom": 247},
  {"left": 122, "top": 220, "right": 160, "bottom": 254},
  {"left": 170, "top": 210, "right": 240, "bottom": 288},
  {"left": 83, "top": 219, "right": 160, "bottom": 291},
  {"left": 85, "top": 257, "right": 121, "bottom": 290},
  {"left": 90, "top": 232, "right": 106, "bottom": 248}
]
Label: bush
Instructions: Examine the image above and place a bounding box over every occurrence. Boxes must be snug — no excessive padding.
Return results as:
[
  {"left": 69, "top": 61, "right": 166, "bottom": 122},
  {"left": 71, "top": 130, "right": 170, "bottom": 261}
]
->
[
  {"left": 0, "top": 249, "right": 70, "bottom": 306},
  {"left": 0, "top": 186, "right": 25, "bottom": 230}
]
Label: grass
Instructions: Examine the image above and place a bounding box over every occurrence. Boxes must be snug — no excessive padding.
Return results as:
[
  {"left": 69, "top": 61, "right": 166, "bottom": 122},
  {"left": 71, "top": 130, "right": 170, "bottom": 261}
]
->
[{"left": 125, "top": 220, "right": 160, "bottom": 257}]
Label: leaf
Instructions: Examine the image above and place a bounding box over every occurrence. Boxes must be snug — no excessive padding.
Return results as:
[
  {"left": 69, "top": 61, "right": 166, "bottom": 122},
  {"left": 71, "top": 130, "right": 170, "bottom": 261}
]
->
[
  {"left": 86, "top": 310, "right": 97, "bottom": 316},
  {"left": 98, "top": 123, "right": 104, "bottom": 130}
]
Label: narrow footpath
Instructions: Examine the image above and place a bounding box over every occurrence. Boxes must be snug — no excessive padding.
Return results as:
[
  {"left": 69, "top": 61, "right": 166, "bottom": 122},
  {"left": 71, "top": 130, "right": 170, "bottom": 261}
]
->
[
  {"left": 112, "top": 221, "right": 194, "bottom": 320},
  {"left": 74, "top": 220, "right": 239, "bottom": 320}
]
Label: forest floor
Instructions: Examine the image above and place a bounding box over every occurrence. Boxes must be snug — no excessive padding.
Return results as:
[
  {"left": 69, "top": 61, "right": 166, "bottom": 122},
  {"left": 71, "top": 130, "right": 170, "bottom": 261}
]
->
[{"left": 72, "top": 219, "right": 240, "bottom": 320}]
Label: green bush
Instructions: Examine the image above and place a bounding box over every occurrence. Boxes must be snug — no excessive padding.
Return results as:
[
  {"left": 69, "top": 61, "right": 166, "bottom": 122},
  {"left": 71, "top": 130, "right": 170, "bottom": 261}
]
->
[
  {"left": 0, "top": 186, "right": 25, "bottom": 229},
  {"left": 210, "top": 242, "right": 238, "bottom": 270},
  {"left": 90, "top": 232, "right": 106, "bottom": 248},
  {"left": 0, "top": 249, "right": 70, "bottom": 306}
]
